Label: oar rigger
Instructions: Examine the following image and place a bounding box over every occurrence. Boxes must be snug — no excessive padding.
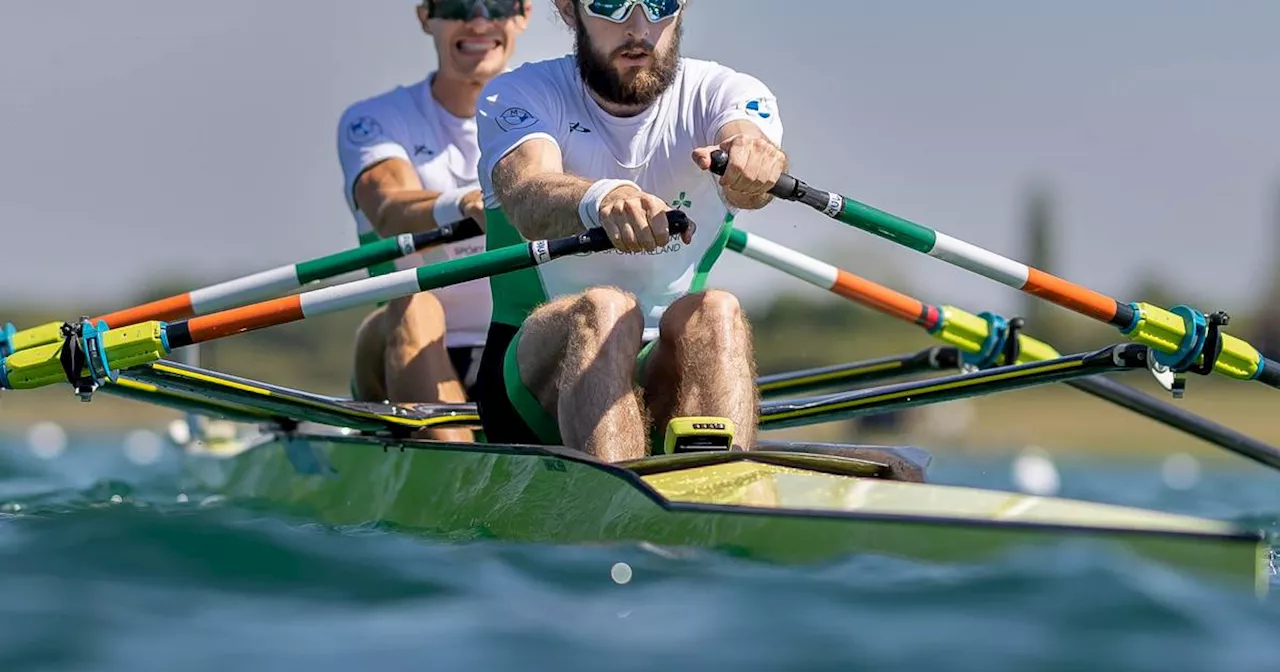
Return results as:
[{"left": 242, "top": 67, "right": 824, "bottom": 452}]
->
[{"left": 1122, "top": 303, "right": 1247, "bottom": 397}]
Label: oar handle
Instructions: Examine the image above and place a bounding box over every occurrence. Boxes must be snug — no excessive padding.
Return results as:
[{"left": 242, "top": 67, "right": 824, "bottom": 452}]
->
[
  {"left": 708, "top": 149, "right": 833, "bottom": 211},
  {"left": 572, "top": 210, "right": 692, "bottom": 254},
  {"left": 412, "top": 217, "right": 484, "bottom": 248}
]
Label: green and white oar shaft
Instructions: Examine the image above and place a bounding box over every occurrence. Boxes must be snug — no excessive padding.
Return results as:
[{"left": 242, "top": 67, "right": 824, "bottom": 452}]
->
[
  {"left": 0, "top": 219, "right": 483, "bottom": 357},
  {"left": 726, "top": 228, "right": 1060, "bottom": 367},
  {"left": 709, "top": 151, "right": 1280, "bottom": 389},
  {"left": 0, "top": 214, "right": 689, "bottom": 393}
]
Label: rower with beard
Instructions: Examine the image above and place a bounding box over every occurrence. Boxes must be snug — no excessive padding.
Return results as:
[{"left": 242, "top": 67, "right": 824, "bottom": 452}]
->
[
  {"left": 474, "top": 0, "right": 788, "bottom": 461},
  {"left": 336, "top": 0, "right": 531, "bottom": 442}
]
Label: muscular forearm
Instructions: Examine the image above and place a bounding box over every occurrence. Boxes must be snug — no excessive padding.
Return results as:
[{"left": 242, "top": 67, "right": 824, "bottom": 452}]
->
[
  {"left": 367, "top": 191, "right": 443, "bottom": 238},
  {"left": 498, "top": 172, "right": 594, "bottom": 240}
]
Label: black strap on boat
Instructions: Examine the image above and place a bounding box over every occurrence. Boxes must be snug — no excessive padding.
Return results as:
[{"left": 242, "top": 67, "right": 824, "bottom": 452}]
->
[
  {"left": 57, "top": 320, "right": 94, "bottom": 398},
  {"left": 1189, "top": 311, "right": 1229, "bottom": 376},
  {"left": 1000, "top": 316, "right": 1025, "bottom": 366},
  {"left": 56, "top": 317, "right": 115, "bottom": 400}
]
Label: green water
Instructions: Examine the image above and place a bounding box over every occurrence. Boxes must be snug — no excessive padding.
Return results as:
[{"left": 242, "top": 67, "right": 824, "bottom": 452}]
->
[{"left": 0, "top": 432, "right": 1278, "bottom": 671}]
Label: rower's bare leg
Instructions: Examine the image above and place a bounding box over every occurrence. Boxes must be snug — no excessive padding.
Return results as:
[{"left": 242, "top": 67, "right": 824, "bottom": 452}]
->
[
  {"left": 353, "top": 293, "right": 473, "bottom": 443},
  {"left": 516, "top": 287, "right": 648, "bottom": 462},
  {"left": 642, "top": 290, "right": 758, "bottom": 450},
  {"left": 352, "top": 307, "right": 390, "bottom": 402}
]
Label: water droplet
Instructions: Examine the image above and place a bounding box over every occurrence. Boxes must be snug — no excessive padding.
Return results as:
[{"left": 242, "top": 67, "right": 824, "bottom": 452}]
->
[
  {"left": 26, "top": 422, "right": 67, "bottom": 460},
  {"left": 1012, "top": 445, "right": 1060, "bottom": 496},
  {"left": 176, "top": 493, "right": 189, "bottom": 504},
  {"left": 166, "top": 419, "right": 192, "bottom": 446},
  {"left": 610, "top": 562, "right": 633, "bottom": 585},
  {"left": 122, "top": 429, "right": 163, "bottom": 466}
]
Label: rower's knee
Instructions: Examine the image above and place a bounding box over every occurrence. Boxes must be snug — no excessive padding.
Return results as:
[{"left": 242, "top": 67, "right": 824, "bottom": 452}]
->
[
  {"left": 570, "top": 287, "right": 643, "bottom": 342},
  {"left": 352, "top": 308, "right": 388, "bottom": 401},
  {"left": 385, "top": 293, "right": 447, "bottom": 351},
  {"left": 662, "top": 290, "right": 746, "bottom": 340}
]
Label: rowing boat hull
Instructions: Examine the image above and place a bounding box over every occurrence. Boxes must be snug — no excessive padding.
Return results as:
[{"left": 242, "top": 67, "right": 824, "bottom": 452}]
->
[{"left": 181, "top": 433, "right": 1269, "bottom": 595}]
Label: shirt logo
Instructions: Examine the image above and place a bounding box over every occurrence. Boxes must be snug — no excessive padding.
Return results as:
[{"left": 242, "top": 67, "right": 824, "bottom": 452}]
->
[
  {"left": 569, "top": 122, "right": 592, "bottom": 134},
  {"left": 497, "top": 107, "right": 538, "bottom": 132},
  {"left": 414, "top": 144, "right": 434, "bottom": 157},
  {"left": 743, "top": 98, "right": 775, "bottom": 120},
  {"left": 346, "top": 116, "right": 384, "bottom": 145},
  {"left": 670, "top": 191, "right": 692, "bottom": 210}
]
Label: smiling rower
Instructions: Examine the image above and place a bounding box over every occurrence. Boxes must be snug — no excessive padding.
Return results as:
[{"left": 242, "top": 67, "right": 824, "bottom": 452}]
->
[{"left": 336, "top": 0, "right": 532, "bottom": 442}]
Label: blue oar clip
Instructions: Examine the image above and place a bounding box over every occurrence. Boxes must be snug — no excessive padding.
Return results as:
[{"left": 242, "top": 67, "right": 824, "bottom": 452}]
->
[
  {"left": 0, "top": 323, "right": 15, "bottom": 358},
  {"left": 80, "top": 319, "right": 117, "bottom": 386},
  {"left": 963, "top": 311, "right": 1012, "bottom": 370},
  {"left": 1146, "top": 304, "right": 1209, "bottom": 372}
]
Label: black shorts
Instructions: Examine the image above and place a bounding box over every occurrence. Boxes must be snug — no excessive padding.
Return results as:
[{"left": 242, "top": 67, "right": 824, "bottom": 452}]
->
[
  {"left": 350, "top": 345, "right": 484, "bottom": 401},
  {"left": 475, "top": 322, "right": 546, "bottom": 445},
  {"left": 475, "top": 321, "right": 660, "bottom": 448},
  {"left": 447, "top": 345, "right": 483, "bottom": 400}
]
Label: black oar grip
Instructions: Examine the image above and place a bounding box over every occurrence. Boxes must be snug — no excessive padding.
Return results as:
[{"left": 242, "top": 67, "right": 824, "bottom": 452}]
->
[
  {"left": 573, "top": 209, "right": 691, "bottom": 254},
  {"left": 708, "top": 150, "right": 801, "bottom": 200},
  {"left": 578, "top": 211, "right": 692, "bottom": 253},
  {"left": 413, "top": 218, "right": 484, "bottom": 249},
  {"left": 446, "top": 217, "right": 484, "bottom": 240},
  {"left": 665, "top": 209, "right": 692, "bottom": 236}
]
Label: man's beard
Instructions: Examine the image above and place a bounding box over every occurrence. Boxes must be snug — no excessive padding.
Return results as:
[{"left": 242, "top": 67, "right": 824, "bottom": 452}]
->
[{"left": 574, "top": 9, "right": 681, "bottom": 109}]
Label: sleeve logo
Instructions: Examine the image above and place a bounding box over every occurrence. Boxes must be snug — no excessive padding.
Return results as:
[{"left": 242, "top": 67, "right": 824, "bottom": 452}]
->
[
  {"left": 497, "top": 107, "right": 538, "bottom": 132},
  {"left": 346, "top": 116, "right": 384, "bottom": 144},
  {"left": 743, "top": 98, "right": 775, "bottom": 120}
]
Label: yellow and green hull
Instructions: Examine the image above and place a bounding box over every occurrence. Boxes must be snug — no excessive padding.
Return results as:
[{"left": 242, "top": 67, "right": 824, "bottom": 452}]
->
[
  {"left": 102, "top": 360, "right": 1269, "bottom": 595},
  {"left": 179, "top": 433, "right": 1268, "bottom": 596}
]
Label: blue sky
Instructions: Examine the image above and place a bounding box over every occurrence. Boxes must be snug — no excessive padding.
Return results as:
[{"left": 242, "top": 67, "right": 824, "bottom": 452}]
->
[{"left": 3, "top": 1, "right": 1279, "bottom": 318}]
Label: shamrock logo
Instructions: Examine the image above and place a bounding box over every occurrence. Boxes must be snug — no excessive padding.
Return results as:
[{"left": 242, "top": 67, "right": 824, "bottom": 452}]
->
[{"left": 671, "top": 191, "right": 692, "bottom": 210}]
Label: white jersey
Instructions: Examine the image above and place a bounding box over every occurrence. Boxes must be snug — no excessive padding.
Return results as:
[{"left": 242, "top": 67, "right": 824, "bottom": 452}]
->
[
  {"left": 337, "top": 74, "right": 490, "bottom": 348},
  {"left": 476, "top": 56, "right": 783, "bottom": 335}
]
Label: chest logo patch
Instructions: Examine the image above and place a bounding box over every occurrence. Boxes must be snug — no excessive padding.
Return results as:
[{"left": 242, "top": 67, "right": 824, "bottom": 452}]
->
[
  {"left": 346, "top": 116, "right": 384, "bottom": 145},
  {"left": 497, "top": 107, "right": 538, "bottom": 132}
]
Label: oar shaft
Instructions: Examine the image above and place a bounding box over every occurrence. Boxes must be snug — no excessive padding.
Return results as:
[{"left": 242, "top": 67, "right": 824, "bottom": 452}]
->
[
  {"left": 167, "top": 231, "right": 575, "bottom": 348},
  {"left": 839, "top": 198, "right": 1132, "bottom": 325},
  {"left": 2, "top": 216, "right": 689, "bottom": 390},
  {"left": 727, "top": 228, "right": 1061, "bottom": 365},
  {"left": 710, "top": 151, "right": 1280, "bottom": 388},
  {"left": 2, "top": 219, "right": 483, "bottom": 354},
  {"left": 727, "top": 229, "right": 936, "bottom": 327}
]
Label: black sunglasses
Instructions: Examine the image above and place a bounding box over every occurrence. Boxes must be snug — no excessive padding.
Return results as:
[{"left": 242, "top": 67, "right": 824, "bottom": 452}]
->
[{"left": 427, "top": 0, "right": 526, "bottom": 21}]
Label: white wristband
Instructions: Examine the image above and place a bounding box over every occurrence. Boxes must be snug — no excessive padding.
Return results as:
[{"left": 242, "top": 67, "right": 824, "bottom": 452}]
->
[
  {"left": 432, "top": 187, "right": 472, "bottom": 226},
  {"left": 578, "top": 179, "right": 640, "bottom": 229}
]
